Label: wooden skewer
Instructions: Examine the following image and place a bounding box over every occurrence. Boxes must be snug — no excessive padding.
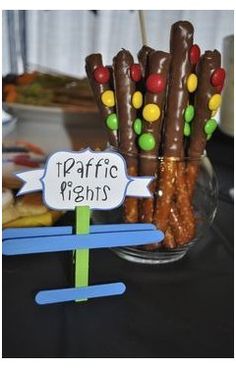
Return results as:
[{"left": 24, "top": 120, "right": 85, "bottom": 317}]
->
[{"left": 138, "top": 10, "right": 147, "bottom": 45}]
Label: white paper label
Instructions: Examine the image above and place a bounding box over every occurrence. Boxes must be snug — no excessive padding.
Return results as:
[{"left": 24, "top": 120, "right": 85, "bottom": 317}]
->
[{"left": 16, "top": 148, "right": 153, "bottom": 210}]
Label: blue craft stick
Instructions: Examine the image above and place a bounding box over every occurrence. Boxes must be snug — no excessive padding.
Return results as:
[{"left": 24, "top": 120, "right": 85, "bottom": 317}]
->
[
  {"left": 2, "top": 226, "right": 73, "bottom": 240},
  {"left": 3, "top": 229, "right": 164, "bottom": 255},
  {"left": 2, "top": 223, "right": 156, "bottom": 240},
  {"left": 35, "top": 282, "right": 126, "bottom": 305},
  {"left": 91, "top": 223, "right": 156, "bottom": 233}
]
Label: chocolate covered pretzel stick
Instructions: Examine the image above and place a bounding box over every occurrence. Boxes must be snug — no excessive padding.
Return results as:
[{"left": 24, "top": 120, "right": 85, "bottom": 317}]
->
[
  {"left": 138, "top": 45, "right": 155, "bottom": 79},
  {"left": 85, "top": 54, "right": 118, "bottom": 148},
  {"left": 138, "top": 51, "right": 171, "bottom": 223},
  {"left": 187, "top": 50, "right": 223, "bottom": 197},
  {"left": 153, "top": 21, "right": 194, "bottom": 237},
  {"left": 113, "top": 50, "right": 139, "bottom": 223}
]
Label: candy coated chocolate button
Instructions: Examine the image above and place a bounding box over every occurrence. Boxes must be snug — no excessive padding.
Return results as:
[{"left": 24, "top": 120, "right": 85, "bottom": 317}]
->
[
  {"left": 142, "top": 103, "right": 160, "bottom": 122},
  {"left": 207, "top": 134, "right": 212, "bottom": 141},
  {"left": 146, "top": 74, "right": 166, "bottom": 93},
  {"left": 133, "top": 118, "right": 142, "bottom": 135},
  {"left": 204, "top": 118, "right": 217, "bottom": 135},
  {"left": 138, "top": 133, "right": 156, "bottom": 151},
  {"left": 184, "top": 105, "right": 195, "bottom": 123},
  {"left": 187, "top": 73, "right": 198, "bottom": 93},
  {"left": 94, "top": 66, "right": 110, "bottom": 84},
  {"left": 132, "top": 91, "right": 143, "bottom": 109},
  {"left": 208, "top": 94, "right": 221, "bottom": 111},
  {"left": 106, "top": 113, "right": 118, "bottom": 130},
  {"left": 211, "top": 68, "right": 226, "bottom": 87},
  {"left": 184, "top": 122, "right": 191, "bottom": 137},
  {"left": 189, "top": 44, "right": 201, "bottom": 65},
  {"left": 130, "top": 64, "right": 142, "bottom": 82},
  {"left": 101, "top": 90, "right": 115, "bottom": 107}
]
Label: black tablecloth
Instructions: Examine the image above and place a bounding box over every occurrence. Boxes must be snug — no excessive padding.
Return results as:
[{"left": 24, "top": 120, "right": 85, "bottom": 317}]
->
[{"left": 2, "top": 131, "right": 234, "bottom": 358}]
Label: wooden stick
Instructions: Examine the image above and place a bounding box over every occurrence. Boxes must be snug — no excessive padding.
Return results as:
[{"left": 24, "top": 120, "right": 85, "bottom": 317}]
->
[{"left": 138, "top": 10, "right": 147, "bottom": 45}]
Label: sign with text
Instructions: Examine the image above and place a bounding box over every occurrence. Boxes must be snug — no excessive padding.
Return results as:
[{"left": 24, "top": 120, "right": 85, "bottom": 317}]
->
[{"left": 16, "top": 149, "right": 153, "bottom": 210}]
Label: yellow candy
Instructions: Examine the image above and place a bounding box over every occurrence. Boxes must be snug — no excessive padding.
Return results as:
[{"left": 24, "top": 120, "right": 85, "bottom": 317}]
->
[
  {"left": 142, "top": 103, "right": 160, "bottom": 123},
  {"left": 101, "top": 90, "right": 115, "bottom": 107},
  {"left": 187, "top": 73, "right": 198, "bottom": 93},
  {"left": 132, "top": 91, "right": 143, "bottom": 109},
  {"left": 211, "top": 110, "right": 217, "bottom": 117},
  {"left": 208, "top": 94, "right": 221, "bottom": 111}
]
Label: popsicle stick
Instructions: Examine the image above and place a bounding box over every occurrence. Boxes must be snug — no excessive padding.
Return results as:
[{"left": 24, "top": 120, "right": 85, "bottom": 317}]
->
[
  {"left": 2, "top": 226, "right": 73, "bottom": 240},
  {"left": 35, "top": 282, "right": 126, "bottom": 305},
  {"left": 75, "top": 206, "right": 90, "bottom": 302},
  {"left": 138, "top": 10, "right": 147, "bottom": 45},
  {"left": 2, "top": 223, "right": 156, "bottom": 240},
  {"left": 3, "top": 229, "right": 164, "bottom": 255}
]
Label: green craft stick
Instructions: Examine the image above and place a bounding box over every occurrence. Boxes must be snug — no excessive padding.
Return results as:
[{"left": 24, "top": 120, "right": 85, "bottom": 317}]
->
[{"left": 74, "top": 206, "right": 90, "bottom": 302}]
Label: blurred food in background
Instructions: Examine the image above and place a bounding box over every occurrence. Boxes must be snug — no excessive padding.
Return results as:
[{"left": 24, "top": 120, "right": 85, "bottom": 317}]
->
[
  {"left": 2, "top": 140, "right": 46, "bottom": 189},
  {"left": 3, "top": 71, "right": 97, "bottom": 111},
  {"left": 2, "top": 190, "right": 62, "bottom": 228}
]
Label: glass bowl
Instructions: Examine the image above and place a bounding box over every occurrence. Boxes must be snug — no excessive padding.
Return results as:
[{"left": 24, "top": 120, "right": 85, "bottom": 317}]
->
[{"left": 92, "top": 155, "right": 218, "bottom": 264}]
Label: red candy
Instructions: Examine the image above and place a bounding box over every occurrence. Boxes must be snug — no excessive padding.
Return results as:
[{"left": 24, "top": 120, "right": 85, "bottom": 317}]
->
[
  {"left": 146, "top": 73, "right": 166, "bottom": 93},
  {"left": 130, "top": 64, "right": 142, "bottom": 82},
  {"left": 211, "top": 68, "right": 226, "bottom": 87},
  {"left": 189, "top": 44, "right": 201, "bottom": 65},
  {"left": 93, "top": 66, "right": 110, "bottom": 84}
]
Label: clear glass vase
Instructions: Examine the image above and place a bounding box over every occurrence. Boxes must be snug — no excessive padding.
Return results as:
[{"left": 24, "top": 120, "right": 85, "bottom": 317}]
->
[{"left": 92, "top": 155, "right": 218, "bottom": 264}]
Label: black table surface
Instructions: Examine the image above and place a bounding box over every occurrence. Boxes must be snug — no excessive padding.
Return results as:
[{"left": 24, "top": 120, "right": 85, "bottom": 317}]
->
[{"left": 2, "top": 130, "right": 234, "bottom": 358}]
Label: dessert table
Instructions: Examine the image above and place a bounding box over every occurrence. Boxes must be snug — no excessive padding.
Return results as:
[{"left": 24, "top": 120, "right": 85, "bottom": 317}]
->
[{"left": 2, "top": 130, "right": 233, "bottom": 358}]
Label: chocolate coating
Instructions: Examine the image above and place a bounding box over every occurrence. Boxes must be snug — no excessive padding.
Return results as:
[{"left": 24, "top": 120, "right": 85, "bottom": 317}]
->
[
  {"left": 113, "top": 49, "right": 139, "bottom": 223},
  {"left": 85, "top": 54, "right": 118, "bottom": 147},
  {"left": 138, "top": 45, "right": 155, "bottom": 78},
  {"left": 113, "top": 49, "right": 138, "bottom": 156},
  {"left": 163, "top": 21, "right": 194, "bottom": 157},
  {"left": 139, "top": 51, "right": 171, "bottom": 223},
  {"left": 188, "top": 50, "right": 221, "bottom": 158},
  {"left": 140, "top": 50, "right": 171, "bottom": 176}
]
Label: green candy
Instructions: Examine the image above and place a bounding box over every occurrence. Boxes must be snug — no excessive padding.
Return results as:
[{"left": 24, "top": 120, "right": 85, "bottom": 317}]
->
[
  {"left": 138, "top": 133, "right": 156, "bottom": 151},
  {"left": 204, "top": 118, "right": 217, "bottom": 135},
  {"left": 133, "top": 118, "right": 142, "bottom": 135},
  {"left": 207, "top": 134, "right": 212, "bottom": 141},
  {"left": 106, "top": 113, "right": 118, "bottom": 130},
  {"left": 184, "top": 105, "right": 195, "bottom": 123},
  {"left": 184, "top": 122, "right": 191, "bottom": 136}
]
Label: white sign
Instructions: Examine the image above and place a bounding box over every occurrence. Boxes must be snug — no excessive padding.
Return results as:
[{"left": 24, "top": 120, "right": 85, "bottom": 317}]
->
[{"left": 16, "top": 149, "right": 153, "bottom": 211}]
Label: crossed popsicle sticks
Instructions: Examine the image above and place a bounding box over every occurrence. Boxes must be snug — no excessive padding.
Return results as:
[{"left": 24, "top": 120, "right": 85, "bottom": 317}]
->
[{"left": 2, "top": 224, "right": 164, "bottom": 305}]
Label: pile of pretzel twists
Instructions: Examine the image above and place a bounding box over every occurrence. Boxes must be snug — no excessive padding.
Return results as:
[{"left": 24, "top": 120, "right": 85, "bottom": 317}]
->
[{"left": 85, "top": 21, "right": 226, "bottom": 249}]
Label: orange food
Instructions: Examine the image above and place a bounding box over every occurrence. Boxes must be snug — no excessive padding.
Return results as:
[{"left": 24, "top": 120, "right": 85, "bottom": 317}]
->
[
  {"left": 3, "top": 84, "right": 16, "bottom": 94},
  {"left": 16, "top": 71, "right": 37, "bottom": 85},
  {"left": 16, "top": 140, "right": 45, "bottom": 155},
  {"left": 5, "top": 89, "right": 18, "bottom": 103}
]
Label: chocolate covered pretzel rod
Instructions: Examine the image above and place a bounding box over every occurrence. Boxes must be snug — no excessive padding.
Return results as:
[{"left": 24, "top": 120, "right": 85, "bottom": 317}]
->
[
  {"left": 138, "top": 51, "right": 171, "bottom": 223},
  {"left": 153, "top": 21, "right": 194, "bottom": 237},
  {"left": 187, "top": 50, "right": 224, "bottom": 197},
  {"left": 113, "top": 50, "right": 139, "bottom": 223},
  {"left": 85, "top": 54, "right": 118, "bottom": 148},
  {"left": 138, "top": 45, "right": 155, "bottom": 79},
  {"left": 170, "top": 43, "right": 201, "bottom": 245}
]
